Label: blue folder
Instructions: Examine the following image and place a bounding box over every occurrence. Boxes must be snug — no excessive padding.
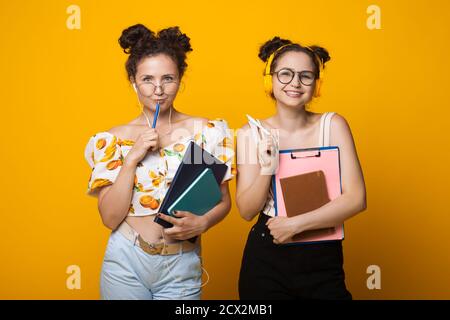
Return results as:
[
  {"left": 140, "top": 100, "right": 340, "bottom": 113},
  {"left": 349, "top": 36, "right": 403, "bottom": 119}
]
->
[
  {"left": 167, "top": 168, "right": 221, "bottom": 216},
  {"left": 154, "top": 141, "right": 227, "bottom": 228}
]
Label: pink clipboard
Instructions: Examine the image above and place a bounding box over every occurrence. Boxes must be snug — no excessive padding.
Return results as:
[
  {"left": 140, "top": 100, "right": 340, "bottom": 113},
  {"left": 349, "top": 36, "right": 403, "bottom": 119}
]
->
[{"left": 272, "top": 146, "right": 344, "bottom": 244}]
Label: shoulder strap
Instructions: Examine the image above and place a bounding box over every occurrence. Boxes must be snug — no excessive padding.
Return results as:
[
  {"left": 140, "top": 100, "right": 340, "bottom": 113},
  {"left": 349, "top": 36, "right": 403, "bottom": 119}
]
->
[{"left": 318, "top": 112, "right": 336, "bottom": 147}]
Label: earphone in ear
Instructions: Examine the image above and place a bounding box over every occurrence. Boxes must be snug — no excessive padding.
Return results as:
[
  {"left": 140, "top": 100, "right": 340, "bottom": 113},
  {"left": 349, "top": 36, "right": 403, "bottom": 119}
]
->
[{"left": 132, "top": 83, "right": 137, "bottom": 92}]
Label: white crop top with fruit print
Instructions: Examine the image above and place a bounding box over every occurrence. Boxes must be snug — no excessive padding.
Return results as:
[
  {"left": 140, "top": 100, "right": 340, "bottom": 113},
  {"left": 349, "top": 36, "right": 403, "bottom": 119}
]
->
[{"left": 84, "top": 119, "right": 234, "bottom": 217}]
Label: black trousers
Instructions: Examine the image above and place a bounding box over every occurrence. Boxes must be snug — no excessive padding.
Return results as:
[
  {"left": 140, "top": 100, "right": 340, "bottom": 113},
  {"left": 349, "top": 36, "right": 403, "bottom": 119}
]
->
[{"left": 239, "top": 213, "right": 352, "bottom": 300}]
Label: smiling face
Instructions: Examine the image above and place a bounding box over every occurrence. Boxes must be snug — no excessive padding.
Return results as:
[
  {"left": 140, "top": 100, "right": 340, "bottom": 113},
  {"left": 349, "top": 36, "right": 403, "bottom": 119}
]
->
[
  {"left": 132, "top": 54, "right": 180, "bottom": 113},
  {"left": 271, "top": 50, "right": 318, "bottom": 108}
]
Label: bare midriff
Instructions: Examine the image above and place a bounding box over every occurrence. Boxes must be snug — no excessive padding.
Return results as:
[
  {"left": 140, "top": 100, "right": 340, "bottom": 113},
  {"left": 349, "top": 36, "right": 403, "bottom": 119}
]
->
[{"left": 125, "top": 215, "right": 181, "bottom": 244}]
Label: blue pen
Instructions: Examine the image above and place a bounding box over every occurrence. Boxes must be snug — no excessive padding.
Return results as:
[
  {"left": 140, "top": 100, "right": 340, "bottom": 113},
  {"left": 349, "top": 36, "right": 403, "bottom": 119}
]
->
[{"left": 152, "top": 102, "right": 160, "bottom": 128}]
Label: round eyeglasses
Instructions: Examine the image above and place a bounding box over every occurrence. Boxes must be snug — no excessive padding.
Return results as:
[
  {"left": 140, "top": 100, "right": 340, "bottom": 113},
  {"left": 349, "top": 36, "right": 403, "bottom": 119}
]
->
[
  {"left": 270, "top": 68, "right": 317, "bottom": 86},
  {"left": 136, "top": 78, "right": 179, "bottom": 97}
]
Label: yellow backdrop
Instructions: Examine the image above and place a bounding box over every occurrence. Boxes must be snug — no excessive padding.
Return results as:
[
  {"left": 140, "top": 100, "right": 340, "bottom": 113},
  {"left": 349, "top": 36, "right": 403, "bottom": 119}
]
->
[{"left": 1, "top": 0, "right": 449, "bottom": 299}]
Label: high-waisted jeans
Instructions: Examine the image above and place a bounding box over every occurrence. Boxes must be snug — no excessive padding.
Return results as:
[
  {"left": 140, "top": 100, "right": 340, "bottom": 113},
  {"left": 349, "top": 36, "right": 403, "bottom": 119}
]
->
[{"left": 100, "top": 229, "right": 202, "bottom": 300}]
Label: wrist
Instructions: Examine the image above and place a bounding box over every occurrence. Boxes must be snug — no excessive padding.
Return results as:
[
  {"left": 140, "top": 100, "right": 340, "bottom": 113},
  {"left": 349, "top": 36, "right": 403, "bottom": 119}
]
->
[
  {"left": 200, "top": 214, "right": 211, "bottom": 232},
  {"left": 123, "top": 158, "right": 138, "bottom": 169},
  {"left": 292, "top": 214, "right": 306, "bottom": 234},
  {"left": 260, "top": 166, "right": 277, "bottom": 176}
]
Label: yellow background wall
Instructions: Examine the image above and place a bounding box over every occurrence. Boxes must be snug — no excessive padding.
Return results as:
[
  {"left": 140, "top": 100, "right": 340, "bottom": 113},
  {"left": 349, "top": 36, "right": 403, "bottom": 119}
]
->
[{"left": 1, "top": 0, "right": 449, "bottom": 299}]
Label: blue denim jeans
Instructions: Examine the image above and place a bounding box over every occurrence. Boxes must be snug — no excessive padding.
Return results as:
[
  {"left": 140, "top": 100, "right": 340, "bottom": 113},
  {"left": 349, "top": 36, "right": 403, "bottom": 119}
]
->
[{"left": 100, "top": 229, "right": 202, "bottom": 300}]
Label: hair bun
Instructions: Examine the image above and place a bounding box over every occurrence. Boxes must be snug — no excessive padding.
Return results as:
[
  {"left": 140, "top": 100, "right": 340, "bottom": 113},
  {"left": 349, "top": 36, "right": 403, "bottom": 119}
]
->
[
  {"left": 308, "top": 45, "right": 331, "bottom": 66},
  {"left": 118, "top": 24, "right": 155, "bottom": 54},
  {"left": 157, "top": 26, "right": 192, "bottom": 53},
  {"left": 258, "top": 36, "right": 292, "bottom": 62}
]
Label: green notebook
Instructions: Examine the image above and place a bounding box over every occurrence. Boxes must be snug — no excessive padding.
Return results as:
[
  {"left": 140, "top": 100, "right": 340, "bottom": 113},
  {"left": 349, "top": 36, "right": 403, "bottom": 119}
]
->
[{"left": 167, "top": 168, "right": 222, "bottom": 216}]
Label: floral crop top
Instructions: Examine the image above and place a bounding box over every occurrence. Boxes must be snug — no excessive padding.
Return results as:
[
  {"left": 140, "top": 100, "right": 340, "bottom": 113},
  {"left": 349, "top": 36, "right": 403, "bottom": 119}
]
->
[{"left": 84, "top": 119, "right": 234, "bottom": 217}]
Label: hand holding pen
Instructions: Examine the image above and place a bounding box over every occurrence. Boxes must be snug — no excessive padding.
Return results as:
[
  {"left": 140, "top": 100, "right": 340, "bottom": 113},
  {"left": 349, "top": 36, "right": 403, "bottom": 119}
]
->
[
  {"left": 247, "top": 114, "right": 280, "bottom": 176},
  {"left": 123, "top": 103, "right": 161, "bottom": 167}
]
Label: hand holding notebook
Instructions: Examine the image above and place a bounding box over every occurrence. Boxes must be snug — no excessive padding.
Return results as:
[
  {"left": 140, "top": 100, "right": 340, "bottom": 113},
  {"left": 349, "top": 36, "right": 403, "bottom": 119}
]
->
[
  {"left": 273, "top": 146, "right": 345, "bottom": 244},
  {"left": 154, "top": 141, "right": 227, "bottom": 228},
  {"left": 279, "top": 170, "right": 336, "bottom": 241}
]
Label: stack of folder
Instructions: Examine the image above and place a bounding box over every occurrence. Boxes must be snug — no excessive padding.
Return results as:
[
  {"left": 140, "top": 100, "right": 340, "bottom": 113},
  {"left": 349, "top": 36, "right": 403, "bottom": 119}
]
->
[{"left": 154, "top": 141, "right": 227, "bottom": 228}]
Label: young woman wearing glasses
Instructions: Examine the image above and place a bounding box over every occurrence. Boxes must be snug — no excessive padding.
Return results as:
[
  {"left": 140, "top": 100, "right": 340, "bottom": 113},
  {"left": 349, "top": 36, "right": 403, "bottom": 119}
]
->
[
  {"left": 236, "top": 37, "right": 366, "bottom": 299},
  {"left": 84, "top": 24, "right": 234, "bottom": 300}
]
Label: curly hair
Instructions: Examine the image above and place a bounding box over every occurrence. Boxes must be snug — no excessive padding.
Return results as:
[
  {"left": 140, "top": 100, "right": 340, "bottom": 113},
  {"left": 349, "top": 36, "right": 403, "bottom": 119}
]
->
[{"left": 118, "top": 24, "right": 193, "bottom": 81}]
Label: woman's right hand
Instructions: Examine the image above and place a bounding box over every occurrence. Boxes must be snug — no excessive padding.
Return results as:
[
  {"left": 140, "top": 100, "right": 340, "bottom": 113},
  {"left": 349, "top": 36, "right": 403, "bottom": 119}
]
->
[
  {"left": 124, "top": 129, "right": 159, "bottom": 166},
  {"left": 256, "top": 127, "right": 279, "bottom": 176}
]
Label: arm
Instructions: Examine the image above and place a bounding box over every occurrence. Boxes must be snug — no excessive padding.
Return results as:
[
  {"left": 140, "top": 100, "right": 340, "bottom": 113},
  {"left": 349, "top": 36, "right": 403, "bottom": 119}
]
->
[
  {"left": 97, "top": 162, "right": 136, "bottom": 230},
  {"left": 157, "top": 181, "right": 232, "bottom": 240},
  {"left": 97, "top": 129, "right": 159, "bottom": 230},
  {"left": 267, "top": 114, "right": 367, "bottom": 243},
  {"left": 235, "top": 125, "right": 275, "bottom": 221}
]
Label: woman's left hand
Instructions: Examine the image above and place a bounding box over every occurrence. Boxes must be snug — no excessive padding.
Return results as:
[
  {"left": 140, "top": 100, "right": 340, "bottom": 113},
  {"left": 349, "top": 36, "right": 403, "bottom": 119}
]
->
[
  {"left": 157, "top": 211, "right": 209, "bottom": 240},
  {"left": 266, "top": 216, "right": 302, "bottom": 244}
]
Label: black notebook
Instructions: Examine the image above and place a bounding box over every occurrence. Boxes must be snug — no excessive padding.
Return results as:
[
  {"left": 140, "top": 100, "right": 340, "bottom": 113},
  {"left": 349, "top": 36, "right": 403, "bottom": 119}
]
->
[{"left": 154, "top": 141, "right": 228, "bottom": 228}]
